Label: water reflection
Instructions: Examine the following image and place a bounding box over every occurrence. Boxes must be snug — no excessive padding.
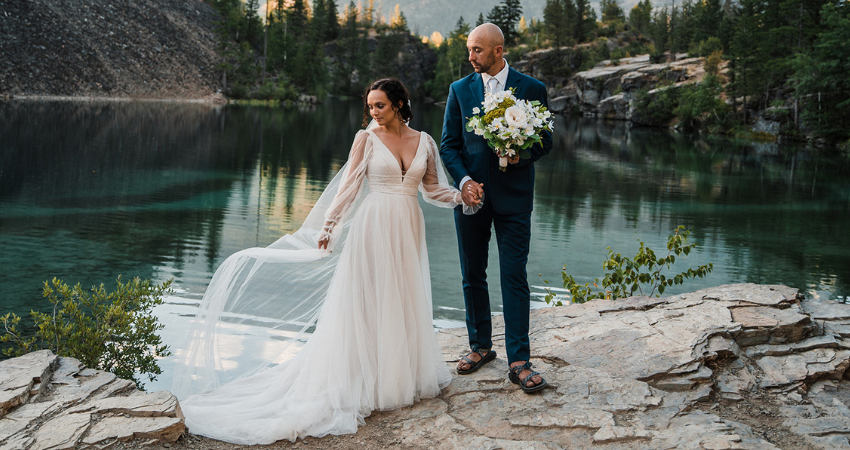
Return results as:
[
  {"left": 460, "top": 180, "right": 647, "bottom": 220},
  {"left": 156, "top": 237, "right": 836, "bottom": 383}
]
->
[{"left": 1, "top": 100, "right": 849, "bottom": 327}]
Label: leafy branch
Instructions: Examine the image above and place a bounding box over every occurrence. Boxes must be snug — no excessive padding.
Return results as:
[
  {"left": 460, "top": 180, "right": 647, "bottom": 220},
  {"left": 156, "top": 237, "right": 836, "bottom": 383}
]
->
[
  {"left": 1, "top": 276, "right": 173, "bottom": 389},
  {"left": 542, "top": 226, "right": 714, "bottom": 305}
]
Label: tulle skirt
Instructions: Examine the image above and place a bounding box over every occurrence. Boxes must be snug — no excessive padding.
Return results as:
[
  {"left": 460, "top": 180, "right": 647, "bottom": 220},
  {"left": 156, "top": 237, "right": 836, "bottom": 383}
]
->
[{"left": 179, "top": 191, "right": 452, "bottom": 444}]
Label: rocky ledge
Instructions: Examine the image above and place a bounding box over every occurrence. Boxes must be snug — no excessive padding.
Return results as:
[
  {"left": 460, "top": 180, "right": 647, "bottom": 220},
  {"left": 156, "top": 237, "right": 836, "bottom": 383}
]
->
[
  {"left": 543, "top": 53, "right": 714, "bottom": 126},
  {"left": 4, "top": 283, "right": 850, "bottom": 450},
  {"left": 399, "top": 283, "right": 850, "bottom": 449},
  {"left": 0, "top": 351, "right": 184, "bottom": 449}
]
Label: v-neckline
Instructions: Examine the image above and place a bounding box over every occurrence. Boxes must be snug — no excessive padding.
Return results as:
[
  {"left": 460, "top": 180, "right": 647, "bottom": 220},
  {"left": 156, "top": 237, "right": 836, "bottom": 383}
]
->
[{"left": 368, "top": 129, "right": 423, "bottom": 178}]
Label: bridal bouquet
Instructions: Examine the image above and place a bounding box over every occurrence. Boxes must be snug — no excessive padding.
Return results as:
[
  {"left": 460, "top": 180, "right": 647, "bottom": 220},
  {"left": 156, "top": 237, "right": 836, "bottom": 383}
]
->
[{"left": 465, "top": 88, "right": 554, "bottom": 171}]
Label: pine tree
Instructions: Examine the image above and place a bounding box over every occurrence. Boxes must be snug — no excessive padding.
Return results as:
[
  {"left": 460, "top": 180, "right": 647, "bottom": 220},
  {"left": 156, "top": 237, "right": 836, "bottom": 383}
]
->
[
  {"left": 544, "top": 0, "right": 576, "bottom": 48},
  {"left": 600, "top": 0, "right": 625, "bottom": 24},
  {"left": 628, "top": 0, "right": 653, "bottom": 35},
  {"left": 728, "top": 0, "right": 765, "bottom": 123},
  {"left": 313, "top": 0, "right": 329, "bottom": 42},
  {"left": 487, "top": 0, "right": 523, "bottom": 45},
  {"left": 476, "top": 12, "right": 485, "bottom": 27},
  {"left": 427, "top": 16, "right": 472, "bottom": 98},
  {"left": 391, "top": 4, "right": 409, "bottom": 33},
  {"left": 649, "top": 6, "right": 670, "bottom": 54},
  {"left": 287, "top": 0, "right": 309, "bottom": 39},
  {"left": 326, "top": 0, "right": 341, "bottom": 41},
  {"left": 691, "top": 0, "right": 723, "bottom": 45},
  {"left": 574, "top": 0, "right": 596, "bottom": 43},
  {"left": 244, "top": 0, "right": 264, "bottom": 49},
  {"left": 793, "top": 2, "right": 850, "bottom": 142}
]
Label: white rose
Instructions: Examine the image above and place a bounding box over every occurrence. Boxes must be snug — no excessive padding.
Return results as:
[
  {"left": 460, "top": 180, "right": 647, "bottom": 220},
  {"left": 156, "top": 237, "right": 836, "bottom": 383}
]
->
[
  {"left": 472, "top": 107, "right": 481, "bottom": 114},
  {"left": 504, "top": 105, "right": 528, "bottom": 129}
]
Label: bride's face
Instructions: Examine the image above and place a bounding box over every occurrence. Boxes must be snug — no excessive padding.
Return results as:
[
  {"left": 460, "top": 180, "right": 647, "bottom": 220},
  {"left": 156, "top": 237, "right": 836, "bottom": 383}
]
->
[{"left": 367, "top": 89, "right": 400, "bottom": 126}]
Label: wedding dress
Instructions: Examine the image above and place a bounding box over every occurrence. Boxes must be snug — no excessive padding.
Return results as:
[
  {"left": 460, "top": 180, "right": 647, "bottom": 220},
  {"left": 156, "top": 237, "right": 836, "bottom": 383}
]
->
[{"left": 171, "top": 128, "right": 469, "bottom": 444}]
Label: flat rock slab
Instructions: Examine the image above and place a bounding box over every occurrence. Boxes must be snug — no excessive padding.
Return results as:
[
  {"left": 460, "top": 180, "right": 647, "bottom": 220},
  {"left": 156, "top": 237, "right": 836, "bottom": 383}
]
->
[
  {"left": 0, "top": 351, "right": 184, "bottom": 449},
  {"left": 0, "top": 350, "right": 58, "bottom": 417},
  {"left": 803, "top": 298, "right": 850, "bottom": 321},
  {"left": 383, "top": 284, "right": 850, "bottom": 449}
]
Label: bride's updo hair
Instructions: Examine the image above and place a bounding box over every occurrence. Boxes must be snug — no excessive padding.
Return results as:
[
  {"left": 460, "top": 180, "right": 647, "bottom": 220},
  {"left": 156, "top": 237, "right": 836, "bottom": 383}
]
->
[{"left": 362, "top": 78, "right": 413, "bottom": 127}]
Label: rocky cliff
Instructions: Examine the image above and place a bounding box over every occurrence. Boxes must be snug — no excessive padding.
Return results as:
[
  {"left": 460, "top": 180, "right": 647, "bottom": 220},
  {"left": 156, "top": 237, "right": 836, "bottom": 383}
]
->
[
  {"left": 516, "top": 51, "right": 711, "bottom": 125},
  {"left": 0, "top": 0, "right": 223, "bottom": 99}
]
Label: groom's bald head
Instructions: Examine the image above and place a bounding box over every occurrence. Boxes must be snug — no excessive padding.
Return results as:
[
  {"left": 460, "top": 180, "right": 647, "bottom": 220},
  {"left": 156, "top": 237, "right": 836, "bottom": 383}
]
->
[
  {"left": 467, "top": 23, "right": 505, "bottom": 76},
  {"left": 468, "top": 23, "right": 505, "bottom": 48}
]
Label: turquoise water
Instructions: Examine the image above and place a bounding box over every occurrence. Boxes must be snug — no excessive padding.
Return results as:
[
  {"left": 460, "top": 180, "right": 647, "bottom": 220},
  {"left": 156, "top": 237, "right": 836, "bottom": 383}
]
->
[{"left": 2, "top": 100, "right": 849, "bottom": 360}]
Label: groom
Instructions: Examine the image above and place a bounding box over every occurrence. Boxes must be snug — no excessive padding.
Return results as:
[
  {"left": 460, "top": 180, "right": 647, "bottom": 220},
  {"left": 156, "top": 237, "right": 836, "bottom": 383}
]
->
[{"left": 439, "top": 23, "right": 552, "bottom": 392}]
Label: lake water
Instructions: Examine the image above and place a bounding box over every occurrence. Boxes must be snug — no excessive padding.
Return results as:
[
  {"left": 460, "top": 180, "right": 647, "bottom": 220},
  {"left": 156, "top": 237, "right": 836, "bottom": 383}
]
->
[{"left": 2, "top": 99, "right": 849, "bottom": 390}]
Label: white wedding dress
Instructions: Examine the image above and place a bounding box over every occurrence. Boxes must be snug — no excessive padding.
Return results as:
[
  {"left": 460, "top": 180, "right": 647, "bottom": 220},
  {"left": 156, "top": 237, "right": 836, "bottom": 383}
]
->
[{"left": 172, "top": 129, "right": 468, "bottom": 444}]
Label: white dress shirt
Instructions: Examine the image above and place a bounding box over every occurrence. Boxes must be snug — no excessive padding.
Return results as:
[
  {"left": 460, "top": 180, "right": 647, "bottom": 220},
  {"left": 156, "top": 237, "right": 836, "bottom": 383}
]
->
[{"left": 461, "top": 60, "right": 510, "bottom": 191}]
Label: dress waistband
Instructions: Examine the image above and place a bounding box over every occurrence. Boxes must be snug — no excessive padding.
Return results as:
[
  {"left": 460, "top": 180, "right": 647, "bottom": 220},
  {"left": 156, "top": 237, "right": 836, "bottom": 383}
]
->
[{"left": 368, "top": 180, "right": 418, "bottom": 197}]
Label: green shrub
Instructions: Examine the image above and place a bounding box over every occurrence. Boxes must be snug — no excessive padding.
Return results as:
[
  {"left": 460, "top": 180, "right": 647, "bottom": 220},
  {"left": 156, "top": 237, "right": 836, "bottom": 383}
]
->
[
  {"left": 633, "top": 84, "right": 681, "bottom": 125},
  {"left": 1, "top": 277, "right": 173, "bottom": 389},
  {"left": 649, "top": 43, "right": 666, "bottom": 63},
  {"left": 674, "top": 75, "right": 730, "bottom": 132},
  {"left": 542, "top": 226, "right": 713, "bottom": 305},
  {"left": 689, "top": 37, "right": 723, "bottom": 57},
  {"left": 704, "top": 50, "right": 723, "bottom": 76}
]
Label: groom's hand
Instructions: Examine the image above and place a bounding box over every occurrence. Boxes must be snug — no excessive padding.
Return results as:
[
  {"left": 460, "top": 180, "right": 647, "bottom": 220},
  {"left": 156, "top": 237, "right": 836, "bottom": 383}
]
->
[
  {"left": 461, "top": 180, "right": 484, "bottom": 206},
  {"left": 508, "top": 154, "right": 520, "bottom": 164}
]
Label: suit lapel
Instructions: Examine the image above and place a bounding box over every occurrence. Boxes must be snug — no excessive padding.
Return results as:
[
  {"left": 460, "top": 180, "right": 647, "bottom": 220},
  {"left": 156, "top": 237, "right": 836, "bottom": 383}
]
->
[
  {"left": 505, "top": 67, "right": 524, "bottom": 98},
  {"left": 468, "top": 73, "right": 484, "bottom": 110}
]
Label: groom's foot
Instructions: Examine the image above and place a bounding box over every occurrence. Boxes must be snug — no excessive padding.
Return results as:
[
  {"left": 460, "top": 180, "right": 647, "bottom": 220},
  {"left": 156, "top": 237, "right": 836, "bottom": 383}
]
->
[
  {"left": 457, "top": 348, "right": 495, "bottom": 374},
  {"left": 509, "top": 361, "right": 546, "bottom": 391}
]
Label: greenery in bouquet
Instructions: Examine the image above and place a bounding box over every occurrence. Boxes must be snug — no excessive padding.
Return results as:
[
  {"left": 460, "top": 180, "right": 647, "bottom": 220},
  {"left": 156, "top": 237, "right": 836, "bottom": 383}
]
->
[{"left": 465, "top": 88, "right": 554, "bottom": 171}]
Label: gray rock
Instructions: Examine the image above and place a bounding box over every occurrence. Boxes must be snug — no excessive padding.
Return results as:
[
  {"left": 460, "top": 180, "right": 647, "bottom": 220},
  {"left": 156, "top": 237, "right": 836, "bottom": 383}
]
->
[
  {"left": 0, "top": 352, "right": 184, "bottom": 449},
  {"left": 752, "top": 116, "right": 781, "bottom": 136},
  {"left": 592, "top": 424, "right": 652, "bottom": 443},
  {"left": 744, "top": 334, "right": 840, "bottom": 357},
  {"left": 757, "top": 348, "right": 850, "bottom": 388},
  {"left": 597, "top": 93, "right": 628, "bottom": 119},
  {"left": 730, "top": 305, "right": 811, "bottom": 346},
  {"left": 697, "top": 283, "right": 799, "bottom": 307},
  {"left": 762, "top": 106, "right": 791, "bottom": 122},
  {"left": 0, "top": 350, "right": 58, "bottom": 418},
  {"left": 549, "top": 96, "right": 570, "bottom": 113},
  {"left": 803, "top": 298, "right": 850, "bottom": 321},
  {"left": 620, "top": 71, "right": 653, "bottom": 91}
]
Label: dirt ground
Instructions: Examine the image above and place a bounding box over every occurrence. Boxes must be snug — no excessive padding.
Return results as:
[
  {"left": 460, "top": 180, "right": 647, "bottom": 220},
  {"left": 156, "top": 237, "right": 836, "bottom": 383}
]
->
[{"left": 113, "top": 408, "right": 427, "bottom": 450}]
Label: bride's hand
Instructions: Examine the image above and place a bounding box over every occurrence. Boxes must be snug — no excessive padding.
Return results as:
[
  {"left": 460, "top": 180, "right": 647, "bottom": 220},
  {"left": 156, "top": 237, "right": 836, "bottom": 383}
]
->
[{"left": 318, "top": 237, "right": 330, "bottom": 250}]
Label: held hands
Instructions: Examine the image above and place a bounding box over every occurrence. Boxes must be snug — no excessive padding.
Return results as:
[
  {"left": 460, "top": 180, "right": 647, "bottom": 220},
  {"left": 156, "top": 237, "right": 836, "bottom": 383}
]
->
[
  {"left": 461, "top": 180, "right": 484, "bottom": 207},
  {"left": 318, "top": 237, "right": 329, "bottom": 250}
]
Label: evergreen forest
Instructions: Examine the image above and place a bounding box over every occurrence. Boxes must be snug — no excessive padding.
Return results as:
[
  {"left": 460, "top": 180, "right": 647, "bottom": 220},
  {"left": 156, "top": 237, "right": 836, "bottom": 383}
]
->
[{"left": 211, "top": 0, "right": 850, "bottom": 146}]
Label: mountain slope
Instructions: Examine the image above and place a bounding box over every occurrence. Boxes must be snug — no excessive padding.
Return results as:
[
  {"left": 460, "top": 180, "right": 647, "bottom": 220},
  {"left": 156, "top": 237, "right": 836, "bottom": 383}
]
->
[{"left": 0, "top": 0, "right": 222, "bottom": 99}]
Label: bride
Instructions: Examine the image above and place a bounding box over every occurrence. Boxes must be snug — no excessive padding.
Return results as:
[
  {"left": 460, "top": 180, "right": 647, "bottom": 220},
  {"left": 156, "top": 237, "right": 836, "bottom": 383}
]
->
[{"left": 171, "top": 78, "right": 479, "bottom": 444}]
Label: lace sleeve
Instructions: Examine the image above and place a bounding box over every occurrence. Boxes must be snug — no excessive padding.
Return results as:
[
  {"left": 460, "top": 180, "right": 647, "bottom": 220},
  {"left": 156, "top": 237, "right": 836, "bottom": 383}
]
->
[
  {"left": 419, "top": 133, "right": 481, "bottom": 215},
  {"left": 318, "top": 130, "right": 372, "bottom": 243}
]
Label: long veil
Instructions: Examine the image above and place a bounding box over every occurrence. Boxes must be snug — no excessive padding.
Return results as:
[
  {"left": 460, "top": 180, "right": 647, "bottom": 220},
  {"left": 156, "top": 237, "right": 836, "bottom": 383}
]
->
[{"left": 170, "top": 123, "right": 379, "bottom": 399}]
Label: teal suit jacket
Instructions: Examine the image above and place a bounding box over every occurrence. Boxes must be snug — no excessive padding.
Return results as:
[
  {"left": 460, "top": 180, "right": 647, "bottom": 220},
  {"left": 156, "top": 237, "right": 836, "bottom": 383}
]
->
[{"left": 439, "top": 67, "right": 553, "bottom": 215}]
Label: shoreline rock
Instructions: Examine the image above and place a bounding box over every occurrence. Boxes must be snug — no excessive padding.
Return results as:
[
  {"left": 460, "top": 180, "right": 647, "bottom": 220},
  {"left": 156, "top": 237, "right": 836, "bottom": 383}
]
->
[
  {"left": 4, "top": 283, "right": 850, "bottom": 449},
  {"left": 0, "top": 351, "right": 184, "bottom": 449}
]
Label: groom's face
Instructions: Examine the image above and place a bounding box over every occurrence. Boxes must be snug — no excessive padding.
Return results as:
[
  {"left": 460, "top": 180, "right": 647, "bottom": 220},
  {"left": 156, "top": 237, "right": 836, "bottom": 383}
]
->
[{"left": 467, "top": 37, "right": 502, "bottom": 76}]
